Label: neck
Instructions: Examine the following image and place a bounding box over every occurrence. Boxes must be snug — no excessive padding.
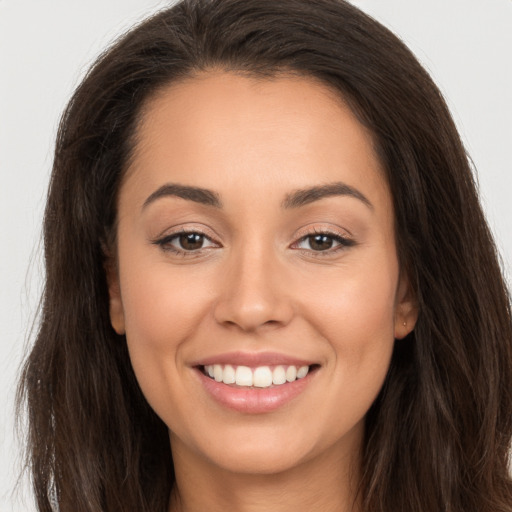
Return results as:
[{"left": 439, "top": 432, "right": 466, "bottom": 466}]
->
[{"left": 168, "top": 432, "right": 363, "bottom": 512}]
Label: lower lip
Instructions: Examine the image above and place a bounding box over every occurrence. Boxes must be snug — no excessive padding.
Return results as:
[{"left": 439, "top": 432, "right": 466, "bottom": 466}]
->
[{"left": 195, "top": 368, "right": 316, "bottom": 414}]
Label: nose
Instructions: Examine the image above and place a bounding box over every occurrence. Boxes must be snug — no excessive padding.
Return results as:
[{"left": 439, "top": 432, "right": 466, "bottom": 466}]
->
[{"left": 213, "top": 246, "right": 294, "bottom": 332}]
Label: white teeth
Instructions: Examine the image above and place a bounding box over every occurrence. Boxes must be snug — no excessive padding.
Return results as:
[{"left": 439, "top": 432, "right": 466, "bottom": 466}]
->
[
  {"left": 222, "top": 364, "right": 236, "bottom": 384},
  {"left": 235, "top": 366, "right": 253, "bottom": 386},
  {"left": 285, "top": 366, "right": 297, "bottom": 382},
  {"left": 297, "top": 365, "right": 309, "bottom": 379},
  {"left": 253, "top": 366, "right": 272, "bottom": 387},
  {"left": 204, "top": 364, "right": 311, "bottom": 388},
  {"left": 213, "top": 364, "right": 223, "bottom": 382},
  {"left": 272, "top": 365, "right": 287, "bottom": 385}
]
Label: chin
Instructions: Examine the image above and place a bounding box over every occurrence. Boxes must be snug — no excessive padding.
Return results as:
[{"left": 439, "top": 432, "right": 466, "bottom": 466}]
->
[{"left": 205, "top": 442, "right": 313, "bottom": 476}]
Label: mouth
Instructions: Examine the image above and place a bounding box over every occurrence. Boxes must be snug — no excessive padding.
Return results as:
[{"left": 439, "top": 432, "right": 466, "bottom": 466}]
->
[
  {"left": 194, "top": 362, "right": 320, "bottom": 413},
  {"left": 199, "top": 363, "right": 320, "bottom": 389}
]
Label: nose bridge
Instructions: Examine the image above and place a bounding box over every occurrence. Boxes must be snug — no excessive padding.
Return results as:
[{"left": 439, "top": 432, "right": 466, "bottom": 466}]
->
[{"left": 213, "top": 235, "right": 293, "bottom": 331}]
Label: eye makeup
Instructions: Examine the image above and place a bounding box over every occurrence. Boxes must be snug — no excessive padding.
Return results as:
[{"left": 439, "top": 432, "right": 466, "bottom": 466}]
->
[{"left": 151, "top": 225, "right": 357, "bottom": 259}]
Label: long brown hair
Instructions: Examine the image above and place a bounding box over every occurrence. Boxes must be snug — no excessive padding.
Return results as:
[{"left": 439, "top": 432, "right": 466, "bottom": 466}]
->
[{"left": 18, "top": 0, "right": 512, "bottom": 511}]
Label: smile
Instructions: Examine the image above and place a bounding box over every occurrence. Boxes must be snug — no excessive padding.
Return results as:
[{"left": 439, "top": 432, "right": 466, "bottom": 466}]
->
[
  {"left": 203, "top": 364, "right": 310, "bottom": 388},
  {"left": 193, "top": 354, "right": 320, "bottom": 414}
]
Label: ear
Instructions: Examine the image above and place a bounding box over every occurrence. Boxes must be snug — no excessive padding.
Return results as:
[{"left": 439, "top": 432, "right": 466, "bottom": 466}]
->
[
  {"left": 104, "top": 257, "right": 126, "bottom": 335},
  {"left": 394, "top": 272, "right": 418, "bottom": 339}
]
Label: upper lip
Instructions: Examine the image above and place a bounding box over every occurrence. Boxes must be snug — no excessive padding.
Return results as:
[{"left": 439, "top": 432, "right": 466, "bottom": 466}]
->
[{"left": 191, "top": 351, "right": 317, "bottom": 368}]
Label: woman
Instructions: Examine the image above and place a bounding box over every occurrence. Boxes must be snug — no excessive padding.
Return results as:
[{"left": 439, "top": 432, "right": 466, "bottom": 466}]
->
[{"left": 18, "top": 0, "right": 512, "bottom": 511}]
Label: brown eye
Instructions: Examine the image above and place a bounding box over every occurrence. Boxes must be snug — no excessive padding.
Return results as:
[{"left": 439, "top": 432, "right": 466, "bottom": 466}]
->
[
  {"left": 307, "top": 234, "right": 334, "bottom": 251},
  {"left": 179, "top": 233, "right": 205, "bottom": 250},
  {"left": 154, "top": 230, "right": 218, "bottom": 254},
  {"left": 293, "top": 231, "right": 355, "bottom": 254}
]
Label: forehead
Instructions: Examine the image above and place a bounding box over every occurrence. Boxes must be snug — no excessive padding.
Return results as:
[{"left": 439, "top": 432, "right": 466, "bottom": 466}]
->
[{"left": 123, "top": 71, "right": 390, "bottom": 213}]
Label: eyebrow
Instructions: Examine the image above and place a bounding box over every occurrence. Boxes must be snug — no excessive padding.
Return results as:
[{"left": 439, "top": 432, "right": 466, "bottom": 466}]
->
[
  {"left": 282, "top": 182, "right": 373, "bottom": 210},
  {"left": 142, "top": 183, "right": 223, "bottom": 210},
  {"left": 142, "top": 181, "right": 372, "bottom": 211}
]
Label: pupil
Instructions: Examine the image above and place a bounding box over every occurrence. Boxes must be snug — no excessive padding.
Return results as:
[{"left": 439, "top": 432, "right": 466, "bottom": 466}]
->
[
  {"left": 310, "top": 234, "right": 333, "bottom": 251},
  {"left": 180, "top": 233, "right": 203, "bottom": 250}
]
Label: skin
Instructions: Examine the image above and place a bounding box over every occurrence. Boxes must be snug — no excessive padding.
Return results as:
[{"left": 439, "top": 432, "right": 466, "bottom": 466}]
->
[{"left": 108, "top": 71, "right": 418, "bottom": 512}]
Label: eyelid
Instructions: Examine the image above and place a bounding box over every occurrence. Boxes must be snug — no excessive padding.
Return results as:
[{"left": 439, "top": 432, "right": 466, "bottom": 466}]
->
[
  {"left": 292, "top": 223, "right": 353, "bottom": 242},
  {"left": 151, "top": 224, "right": 222, "bottom": 256},
  {"left": 290, "top": 225, "right": 356, "bottom": 254},
  {"left": 152, "top": 223, "right": 220, "bottom": 242},
  {"left": 150, "top": 223, "right": 355, "bottom": 257}
]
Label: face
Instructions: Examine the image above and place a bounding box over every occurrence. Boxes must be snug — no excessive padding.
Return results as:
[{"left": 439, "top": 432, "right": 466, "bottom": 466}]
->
[{"left": 108, "top": 72, "right": 417, "bottom": 476}]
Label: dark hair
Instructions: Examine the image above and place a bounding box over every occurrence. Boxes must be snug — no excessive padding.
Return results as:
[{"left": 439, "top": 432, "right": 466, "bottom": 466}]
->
[{"left": 18, "top": 0, "right": 512, "bottom": 511}]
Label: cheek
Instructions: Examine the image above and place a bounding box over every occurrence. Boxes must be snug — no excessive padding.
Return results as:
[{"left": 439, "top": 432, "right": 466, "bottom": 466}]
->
[
  {"left": 117, "top": 249, "right": 215, "bottom": 405},
  {"left": 120, "top": 254, "right": 212, "bottom": 347},
  {"left": 303, "top": 255, "right": 398, "bottom": 347},
  {"left": 298, "top": 250, "right": 398, "bottom": 408}
]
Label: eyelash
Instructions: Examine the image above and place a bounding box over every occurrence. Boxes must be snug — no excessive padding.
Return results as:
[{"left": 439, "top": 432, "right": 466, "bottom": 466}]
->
[
  {"left": 152, "top": 228, "right": 355, "bottom": 257},
  {"left": 292, "top": 228, "right": 356, "bottom": 256},
  {"left": 152, "top": 229, "right": 218, "bottom": 257}
]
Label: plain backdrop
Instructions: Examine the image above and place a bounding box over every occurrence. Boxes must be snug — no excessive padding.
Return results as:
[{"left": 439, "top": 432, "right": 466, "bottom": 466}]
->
[{"left": 1, "top": 1, "right": 511, "bottom": 510}]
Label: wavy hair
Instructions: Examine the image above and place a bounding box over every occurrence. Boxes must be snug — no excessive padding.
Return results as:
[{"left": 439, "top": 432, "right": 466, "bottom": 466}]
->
[{"left": 18, "top": 0, "right": 512, "bottom": 511}]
